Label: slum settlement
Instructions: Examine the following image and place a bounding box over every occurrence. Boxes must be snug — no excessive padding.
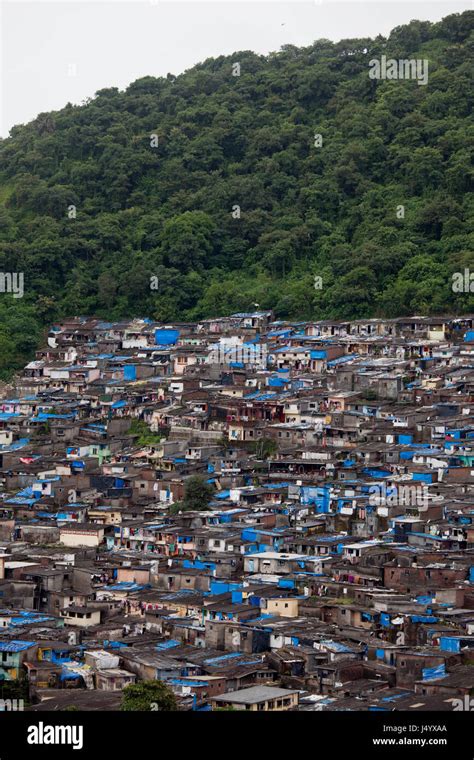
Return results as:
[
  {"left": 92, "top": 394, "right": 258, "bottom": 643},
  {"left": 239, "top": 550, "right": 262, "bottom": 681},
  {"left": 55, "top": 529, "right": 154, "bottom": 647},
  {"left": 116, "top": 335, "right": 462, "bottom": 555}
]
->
[{"left": 1, "top": 312, "right": 474, "bottom": 712}]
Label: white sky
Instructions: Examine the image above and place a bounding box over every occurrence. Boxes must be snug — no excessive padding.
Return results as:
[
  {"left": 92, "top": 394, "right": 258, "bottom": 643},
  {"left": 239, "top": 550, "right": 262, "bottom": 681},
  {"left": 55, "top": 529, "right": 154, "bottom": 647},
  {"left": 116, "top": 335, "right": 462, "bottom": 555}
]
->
[{"left": 0, "top": 0, "right": 471, "bottom": 137}]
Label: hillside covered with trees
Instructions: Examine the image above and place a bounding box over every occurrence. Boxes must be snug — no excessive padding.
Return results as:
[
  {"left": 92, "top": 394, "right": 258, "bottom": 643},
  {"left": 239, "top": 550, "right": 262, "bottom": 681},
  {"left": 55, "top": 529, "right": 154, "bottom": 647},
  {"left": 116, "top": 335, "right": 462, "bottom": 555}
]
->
[{"left": 0, "top": 11, "right": 472, "bottom": 376}]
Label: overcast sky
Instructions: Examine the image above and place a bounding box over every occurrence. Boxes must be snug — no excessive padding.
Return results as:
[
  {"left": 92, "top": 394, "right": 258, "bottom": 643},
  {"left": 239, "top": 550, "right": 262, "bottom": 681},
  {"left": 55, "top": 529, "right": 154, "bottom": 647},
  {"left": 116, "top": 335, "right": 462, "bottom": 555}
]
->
[{"left": 0, "top": 0, "right": 470, "bottom": 137}]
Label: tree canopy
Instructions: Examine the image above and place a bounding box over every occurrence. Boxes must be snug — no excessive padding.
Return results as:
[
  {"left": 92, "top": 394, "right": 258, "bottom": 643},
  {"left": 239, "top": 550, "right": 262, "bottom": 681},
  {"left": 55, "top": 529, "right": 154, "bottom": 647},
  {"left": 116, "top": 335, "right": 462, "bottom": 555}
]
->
[
  {"left": 0, "top": 11, "right": 473, "bottom": 375},
  {"left": 120, "top": 680, "right": 178, "bottom": 711}
]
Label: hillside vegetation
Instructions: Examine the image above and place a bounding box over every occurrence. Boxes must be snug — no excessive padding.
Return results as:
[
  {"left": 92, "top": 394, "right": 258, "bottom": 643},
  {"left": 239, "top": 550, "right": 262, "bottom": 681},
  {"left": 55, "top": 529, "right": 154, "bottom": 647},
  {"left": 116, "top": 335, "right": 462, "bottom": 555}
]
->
[{"left": 0, "top": 11, "right": 473, "bottom": 376}]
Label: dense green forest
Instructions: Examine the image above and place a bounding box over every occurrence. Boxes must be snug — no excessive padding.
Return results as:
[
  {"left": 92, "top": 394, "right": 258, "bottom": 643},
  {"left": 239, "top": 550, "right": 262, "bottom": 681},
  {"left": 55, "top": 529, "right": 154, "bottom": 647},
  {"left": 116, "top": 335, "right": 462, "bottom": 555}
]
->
[{"left": 0, "top": 11, "right": 473, "bottom": 377}]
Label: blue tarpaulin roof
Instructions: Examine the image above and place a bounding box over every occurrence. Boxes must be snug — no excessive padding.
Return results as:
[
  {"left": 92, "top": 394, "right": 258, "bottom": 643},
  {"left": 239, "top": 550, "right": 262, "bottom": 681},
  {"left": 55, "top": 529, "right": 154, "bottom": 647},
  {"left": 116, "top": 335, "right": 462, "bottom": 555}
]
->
[
  {"left": 156, "top": 639, "right": 180, "bottom": 650},
  {"left": 10, "top": 615, "right": 54, "bottom": 626},
  {"left": 327, "top": 354, "right": 359, "bottom": 367},
  {"left": 106, "top": 582, "right": 150, "bottom": 591},
  {"left": 0, "top": 640, "right": 35, "bottom": 652},
  {"left": 422, "top": 663, "right": 446, "bottom": 681}
]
